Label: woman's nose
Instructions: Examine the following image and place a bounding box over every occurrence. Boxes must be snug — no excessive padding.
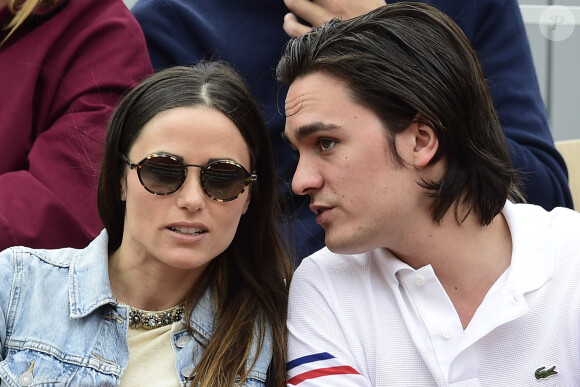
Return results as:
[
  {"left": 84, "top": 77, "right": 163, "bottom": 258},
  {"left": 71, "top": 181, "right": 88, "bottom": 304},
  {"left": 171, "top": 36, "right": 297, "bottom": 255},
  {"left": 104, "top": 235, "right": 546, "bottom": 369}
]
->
[{"left": 175, "top": 173, "right": 207, "bottom": 211}]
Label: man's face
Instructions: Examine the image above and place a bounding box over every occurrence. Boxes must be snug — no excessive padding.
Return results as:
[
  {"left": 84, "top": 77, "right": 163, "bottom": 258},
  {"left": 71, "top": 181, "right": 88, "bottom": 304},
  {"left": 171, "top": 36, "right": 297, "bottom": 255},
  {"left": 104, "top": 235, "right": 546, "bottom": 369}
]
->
[{"left": 283, "top": 72, "right": 422, "bottom": 254}]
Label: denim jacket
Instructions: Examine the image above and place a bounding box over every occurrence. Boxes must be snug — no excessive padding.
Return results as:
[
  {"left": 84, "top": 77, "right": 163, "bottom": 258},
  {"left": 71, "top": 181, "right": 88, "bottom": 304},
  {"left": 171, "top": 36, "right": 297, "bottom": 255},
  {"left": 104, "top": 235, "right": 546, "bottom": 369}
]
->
[{"left": 0, "top": 230, "right": 271, "bottom": 386}]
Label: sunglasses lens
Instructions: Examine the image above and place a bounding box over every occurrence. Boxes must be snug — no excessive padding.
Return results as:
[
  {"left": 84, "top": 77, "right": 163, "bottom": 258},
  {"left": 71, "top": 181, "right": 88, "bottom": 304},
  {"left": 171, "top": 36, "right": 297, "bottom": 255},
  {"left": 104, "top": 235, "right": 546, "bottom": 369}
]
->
[
  {"left": 140, "top": 155, "right": 185, "bottom": 194},
  {"left": 203, "top": 161, "right": 249, "bottom": 201}
]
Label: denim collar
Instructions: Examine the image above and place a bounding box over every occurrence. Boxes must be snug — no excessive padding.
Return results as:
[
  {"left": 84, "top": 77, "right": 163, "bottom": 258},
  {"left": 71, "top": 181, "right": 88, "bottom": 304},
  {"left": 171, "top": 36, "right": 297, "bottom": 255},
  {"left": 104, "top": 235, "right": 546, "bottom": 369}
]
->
[
  {"left": 186, "top": 289, "right": 217, "bottom": 344},
  {"left": 68, "top": 230, "right": 115, "bottom": 319}
]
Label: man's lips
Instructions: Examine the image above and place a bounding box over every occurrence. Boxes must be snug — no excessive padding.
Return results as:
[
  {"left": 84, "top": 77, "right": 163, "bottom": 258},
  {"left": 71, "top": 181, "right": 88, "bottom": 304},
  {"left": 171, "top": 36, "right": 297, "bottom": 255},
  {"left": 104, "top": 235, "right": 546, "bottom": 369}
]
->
[
  {"left": 309, "top": 203, "right": 330, "bottom": 215},
  {"left": 309, "top": 203, "right": 334, "bottom": 223}
]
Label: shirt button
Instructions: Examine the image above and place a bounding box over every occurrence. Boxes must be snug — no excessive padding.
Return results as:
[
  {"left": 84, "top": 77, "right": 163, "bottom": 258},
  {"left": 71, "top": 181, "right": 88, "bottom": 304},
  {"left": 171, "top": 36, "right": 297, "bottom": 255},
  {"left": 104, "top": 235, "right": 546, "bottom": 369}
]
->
[
  {"left": 18, "top": 371, "right": 34, "bottom": 386},
  {"left": 414, "top": 275, "right": 425, "bottom": 287},
  {"left": 181, "top": 366, "right": 195, "bottom": 377},
  {"left": 442, "top": 328, "right": 453, "bottom": 339},
  {"left": 176, "top": 336, "right": 190, "bottom": 348}
]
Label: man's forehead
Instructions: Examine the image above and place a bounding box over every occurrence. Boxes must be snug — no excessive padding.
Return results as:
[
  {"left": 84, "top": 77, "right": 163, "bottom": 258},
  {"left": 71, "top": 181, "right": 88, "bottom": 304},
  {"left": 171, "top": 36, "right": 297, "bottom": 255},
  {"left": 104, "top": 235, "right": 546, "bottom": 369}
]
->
[
  {"left": 282, "top": 73, "right": 360, "bottom": 144},
  {"left": 284, "top": 78, "right": 318, "bottom": 117},
  {"left": 284, "top": 72, "right": 348, "bottom": 115}
]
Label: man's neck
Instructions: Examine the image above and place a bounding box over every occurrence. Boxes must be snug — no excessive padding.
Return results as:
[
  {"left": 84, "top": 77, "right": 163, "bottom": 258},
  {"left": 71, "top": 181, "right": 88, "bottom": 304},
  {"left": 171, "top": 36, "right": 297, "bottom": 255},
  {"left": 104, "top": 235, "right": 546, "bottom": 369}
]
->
[{"left": 390, "top": 210, "right": 512, "bottom": 328}]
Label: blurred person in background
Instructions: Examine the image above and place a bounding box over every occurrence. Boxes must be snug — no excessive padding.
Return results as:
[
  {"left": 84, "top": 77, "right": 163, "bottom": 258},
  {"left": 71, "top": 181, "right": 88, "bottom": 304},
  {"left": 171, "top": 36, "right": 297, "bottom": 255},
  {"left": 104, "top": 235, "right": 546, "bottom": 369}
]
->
[{"left": 0, "top": 0, "right": 153, "bottom": 251}]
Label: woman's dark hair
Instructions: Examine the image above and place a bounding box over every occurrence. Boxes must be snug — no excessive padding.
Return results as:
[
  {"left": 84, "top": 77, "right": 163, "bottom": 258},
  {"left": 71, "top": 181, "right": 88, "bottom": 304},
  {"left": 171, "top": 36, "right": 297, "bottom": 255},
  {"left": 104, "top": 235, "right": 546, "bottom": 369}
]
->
[
  {"left": 277, "top": 2, "right": 523, "bottom": 226},
  {"left": 98, "top": 62, "right": 292, "bottom": 386}
]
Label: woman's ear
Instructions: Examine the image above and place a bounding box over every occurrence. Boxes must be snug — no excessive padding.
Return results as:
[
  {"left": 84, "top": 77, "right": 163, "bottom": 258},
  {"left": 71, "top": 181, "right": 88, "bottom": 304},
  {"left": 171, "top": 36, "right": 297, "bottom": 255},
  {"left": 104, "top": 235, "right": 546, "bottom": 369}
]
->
[
  {"left": 241, "top": 190, "right": 251, "bottom": 215},
  {"left": 120, "top": 177, "right": 127, "bottom": 201}
]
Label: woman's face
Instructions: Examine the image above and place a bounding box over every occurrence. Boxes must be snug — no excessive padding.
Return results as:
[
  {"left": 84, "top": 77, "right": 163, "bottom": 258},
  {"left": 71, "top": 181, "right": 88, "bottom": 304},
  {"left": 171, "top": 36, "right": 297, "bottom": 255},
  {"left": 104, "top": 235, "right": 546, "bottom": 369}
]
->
[{"left": 119, "top": 106, "right": 252, "bottom": 276}]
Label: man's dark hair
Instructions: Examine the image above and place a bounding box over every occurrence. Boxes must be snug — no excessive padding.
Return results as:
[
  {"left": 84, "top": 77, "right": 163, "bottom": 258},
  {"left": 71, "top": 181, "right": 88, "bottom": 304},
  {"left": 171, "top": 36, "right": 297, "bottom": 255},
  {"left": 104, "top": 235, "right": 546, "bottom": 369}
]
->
[{"left": 277, "top": 2, "right": 523, "bottom": 225}]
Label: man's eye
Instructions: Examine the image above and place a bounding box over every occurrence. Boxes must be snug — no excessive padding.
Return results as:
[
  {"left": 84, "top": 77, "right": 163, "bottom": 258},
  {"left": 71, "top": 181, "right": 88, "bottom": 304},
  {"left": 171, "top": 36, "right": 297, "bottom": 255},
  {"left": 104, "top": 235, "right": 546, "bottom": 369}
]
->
[{"left": 318, "top": 138, "right": 336, "bottom": 151}]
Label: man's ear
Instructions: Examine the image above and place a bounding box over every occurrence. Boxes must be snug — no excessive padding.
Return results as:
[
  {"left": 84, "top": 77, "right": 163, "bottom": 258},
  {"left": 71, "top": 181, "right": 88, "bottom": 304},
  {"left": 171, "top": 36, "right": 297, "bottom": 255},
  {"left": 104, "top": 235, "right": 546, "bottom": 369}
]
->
[
  {"left": 395, "top": 118, "right": 439, "bottom": 168},
  {"left": 412, "top": 121, "right": 438, "bottom": 168}
]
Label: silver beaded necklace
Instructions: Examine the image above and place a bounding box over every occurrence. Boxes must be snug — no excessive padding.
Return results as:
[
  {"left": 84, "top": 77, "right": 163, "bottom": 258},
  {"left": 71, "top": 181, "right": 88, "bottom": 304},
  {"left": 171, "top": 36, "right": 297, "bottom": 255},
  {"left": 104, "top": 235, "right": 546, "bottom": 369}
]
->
[{"left": 125, "top": 303, "right": 185, "bottom": 330}]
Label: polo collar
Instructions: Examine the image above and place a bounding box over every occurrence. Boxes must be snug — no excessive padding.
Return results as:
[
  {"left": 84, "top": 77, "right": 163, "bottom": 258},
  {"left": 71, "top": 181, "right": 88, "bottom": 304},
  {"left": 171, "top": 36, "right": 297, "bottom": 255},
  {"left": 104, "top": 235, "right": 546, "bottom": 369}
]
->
[{"left": 502, "top": 201, "right": 554, "bottom": 293}]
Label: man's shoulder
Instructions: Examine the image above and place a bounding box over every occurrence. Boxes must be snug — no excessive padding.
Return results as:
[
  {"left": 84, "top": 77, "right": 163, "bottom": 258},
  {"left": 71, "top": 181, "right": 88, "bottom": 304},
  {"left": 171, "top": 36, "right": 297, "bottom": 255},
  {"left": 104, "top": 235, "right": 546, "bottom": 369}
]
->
[
  {"left": 297, "top": 247, "right": 391, "bottom": 281},
  {"left": 505, "top": 202, "right": 580, "bottom": 258},
  {"left": 505, "top": 201, "right": 580, "bottom": 228},
  {"left": 304, "top": 246, "right": 373, "bottom": 265}
]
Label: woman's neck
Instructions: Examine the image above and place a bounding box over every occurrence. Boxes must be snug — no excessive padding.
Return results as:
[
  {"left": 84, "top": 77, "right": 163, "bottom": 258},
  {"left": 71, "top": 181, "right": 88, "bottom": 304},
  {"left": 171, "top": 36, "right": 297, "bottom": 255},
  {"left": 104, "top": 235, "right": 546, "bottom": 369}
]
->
[{"left": 108, "top": 247, "right": 206, "bottom": 311}]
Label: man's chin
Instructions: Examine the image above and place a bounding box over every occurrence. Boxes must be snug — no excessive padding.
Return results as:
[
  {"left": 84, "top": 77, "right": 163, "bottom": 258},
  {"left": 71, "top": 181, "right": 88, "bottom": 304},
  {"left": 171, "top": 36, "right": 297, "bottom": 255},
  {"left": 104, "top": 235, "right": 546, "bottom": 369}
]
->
[{"left": 325, "top": 236, "right": 370, "bottom": 255}]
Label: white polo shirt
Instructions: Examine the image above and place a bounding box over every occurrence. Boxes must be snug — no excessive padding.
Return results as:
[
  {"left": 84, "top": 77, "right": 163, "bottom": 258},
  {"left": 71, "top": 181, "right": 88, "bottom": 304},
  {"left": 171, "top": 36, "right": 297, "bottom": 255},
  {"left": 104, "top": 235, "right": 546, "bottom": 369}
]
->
[{"left": 286, "top": 202, "right": 580, "bottom": 386}]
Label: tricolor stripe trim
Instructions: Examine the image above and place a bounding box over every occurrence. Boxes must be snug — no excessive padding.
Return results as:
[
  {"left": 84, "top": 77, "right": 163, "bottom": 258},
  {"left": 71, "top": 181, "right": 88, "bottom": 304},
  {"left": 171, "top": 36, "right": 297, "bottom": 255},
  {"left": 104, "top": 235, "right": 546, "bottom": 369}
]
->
[{"left": 287, "top": 352, "right": 361, "bottom": 385}]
